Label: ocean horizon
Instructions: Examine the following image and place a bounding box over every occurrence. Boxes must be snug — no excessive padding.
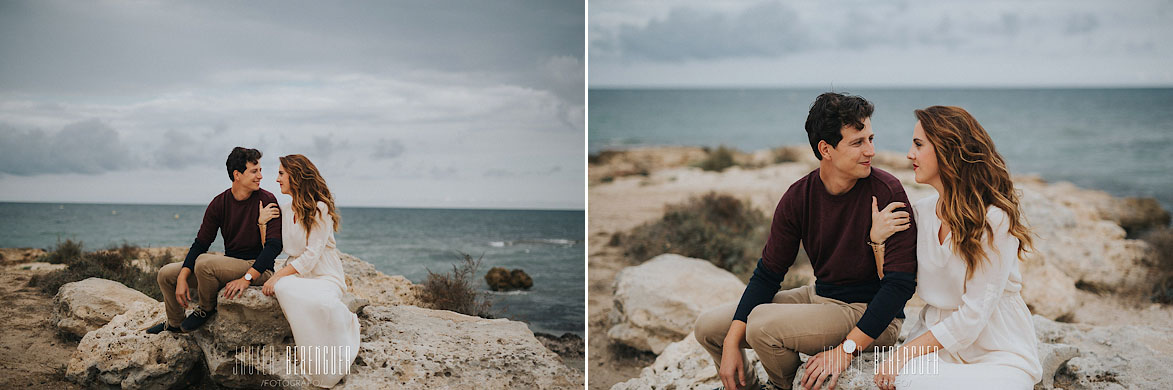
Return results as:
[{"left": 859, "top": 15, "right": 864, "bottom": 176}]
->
[
  {"left": 0, "top": 201, "right": 585, "bottom": 336},
  {"left": 590, "top": 87, "right": 1173, "bottom": 213}
]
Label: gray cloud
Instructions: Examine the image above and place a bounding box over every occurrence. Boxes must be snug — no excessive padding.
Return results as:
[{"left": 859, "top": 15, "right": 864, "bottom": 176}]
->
[
  {"left": 0, "top": 0, "right": 583, "bottom": 108},
  {"left": 613, "top": 1, "right": 809, "bottom": 61},
  {"left": 154, "top": 129, "right": 206, "bottom": 170},
  {"left": 372, "top": 138, "right": 405, "bottom": 160},
  {"left": 0, "top": 1, "right": 584, "bottom": 208},
  {"left": 0, "top": 120, "right": 135, "bottom": 175},
  {"left": 1065, "top": 13, "right": 1099, "bottom": 34},
  {"left": 592, "top": 0, "right": 1172, "bottom": 65}
]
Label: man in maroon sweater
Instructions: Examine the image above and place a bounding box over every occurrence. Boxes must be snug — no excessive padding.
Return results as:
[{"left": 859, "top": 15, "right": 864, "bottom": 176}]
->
[
  {"left": 695, "top": 93, "right": 917, "bottom": 390},
  {"left": 147, "top": 147, "right": 283, "bottom": 334}
]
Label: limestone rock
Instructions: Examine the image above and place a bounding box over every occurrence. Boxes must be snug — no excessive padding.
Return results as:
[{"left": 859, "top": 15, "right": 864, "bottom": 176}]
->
[
  {"left": 1095, "top": 197, "right": 1170, "bottom": 237},
  {"left": 0, "top": 247, "right": 46, "bottom": 264},
  {"left": 65, "top": 301, "right": 202, "bottom": 390},
  {"left": 611, "top": 333, "right": 767, "bottom": 390},
  {"left": 608, "top": 254, "right": 746, "bottom": 354},
  {"left": 338, "top": 305, "right": 582, "bottom": 389},
  {"left": 484, "top": 267, "right": 534, "bottom": 291},
  {"left": 53, "top": 277, "right": 158, "bottom": 338},
  {"left": 1016, "top": 187, "right": 1153, "bottom": 315},
  {"left": 1032, "top": 315, "right": 1173, "bottom": 390},
  {"left": 189, "top": 287, "right": 299, "bottom": 388},
  {"left": 1036, "top": 343, "right": 1080, "bottom": 389},
  {"left": 534, "top": 332, "right": 585, "bottom": 359},
  {"left": 336, "top": 253, "right": 421, "bottom": 306}
]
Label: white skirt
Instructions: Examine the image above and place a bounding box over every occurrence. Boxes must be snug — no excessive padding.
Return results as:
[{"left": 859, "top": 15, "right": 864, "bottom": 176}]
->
[
  {"left": 897, "top": 352, "right": 1035, "bottom": 390},
  {"left": 274, "top": 275, "right": 361, "bottom": 388}
]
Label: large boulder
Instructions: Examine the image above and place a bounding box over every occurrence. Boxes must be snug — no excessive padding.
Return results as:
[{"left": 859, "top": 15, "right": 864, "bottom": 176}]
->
[
  {"left": 189, "top": 287, "right": 300, "bottom": 388},
  {"left": 608, "top": 254, "right": 746, "bottom": 353},
  {"left": 484, "top": 267, "right": 534, "bottom": 291},
  {"left": 65, "top": 301, "right": 202, "bottom": 390},
  {"left": 53, "top": 277, "right": 158, "bottom": 338},
  {"left": 339, "top": 305, "right": 582, "bottom": 389},
  {"left": 611, "top": 333, "right": 767, "bottom": 390},
  {"left": 1015, "top": 186, "right": 1154, "bottom": 317},
  {"left": 1032, "top": 315, "right": 1173, "bottom": 390},
  {"left": 614, "top": 315, "right": 1173, "bottom": 390},
  {"left": 337, "top": 253, "right": 421, "bottom": 306}
]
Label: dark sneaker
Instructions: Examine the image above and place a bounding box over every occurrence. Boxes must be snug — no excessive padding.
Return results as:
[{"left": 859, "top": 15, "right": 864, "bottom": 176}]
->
[
  {"left": 180, "top": 308, "right": 217, "bottom": 332},
  {"left": 146, "top": 322, "right": 182, "bottom": 334}
]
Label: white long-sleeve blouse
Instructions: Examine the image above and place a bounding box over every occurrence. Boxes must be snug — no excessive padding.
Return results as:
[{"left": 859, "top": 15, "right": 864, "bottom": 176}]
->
[
  {"left": 906, "top": 194, "right": 1042, "bottom": 382},
  {"left": 280, "top": 201, "right": 347, "bottom": 293}
]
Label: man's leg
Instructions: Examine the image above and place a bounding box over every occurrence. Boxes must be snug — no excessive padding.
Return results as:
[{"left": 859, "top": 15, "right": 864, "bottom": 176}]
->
[
  {"left": 743, "top": 289, "right": 871, "bottom": 389},
  {"left": 157, "top": 261, "right": 196, "bottom": 327},
  {"left": 191, "top": 254, "right": 264, "bottom": 311},
  {"left": 694, "top": 285, "right": 815, "bottom": 388}
]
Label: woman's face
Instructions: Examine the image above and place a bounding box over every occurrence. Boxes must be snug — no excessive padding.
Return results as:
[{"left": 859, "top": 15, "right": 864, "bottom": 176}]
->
[
  {"left": 277, "top": 164, "right": 290, "bottom": 195},
  {"left": 908, "top": 121, "right": 941, "bottom": 186}
]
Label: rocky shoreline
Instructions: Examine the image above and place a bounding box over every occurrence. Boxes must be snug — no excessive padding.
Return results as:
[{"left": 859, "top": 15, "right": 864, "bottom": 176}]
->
[
  {"left": 1, "top": 249, "right": 583, "bottom": 389},
  {"left": 588, "top": 145, "right": 1173, "bottom": 390}
]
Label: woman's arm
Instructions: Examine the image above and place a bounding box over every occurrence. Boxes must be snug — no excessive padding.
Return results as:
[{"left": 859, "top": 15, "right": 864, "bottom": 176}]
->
[
  {"left": 870, "top": 196, "right": 911, "bottom": 278},
  {"left": 928, "top": 209, "right": 1018, "bottom": 351},
  {"left": 258, "top": 201, "right": 279, "bottom": 245},
  {"left": 287, "top": 202, "right": 332, "bottom": 275}
]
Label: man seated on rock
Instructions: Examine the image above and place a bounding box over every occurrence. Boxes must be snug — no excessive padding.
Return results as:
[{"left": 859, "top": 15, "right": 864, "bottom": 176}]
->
[
  {"left": 147, "top": 147, "right": 283, "bottom": 334},
  {"left": 694, "top": 92, "right": 918, "bottom": 390}
]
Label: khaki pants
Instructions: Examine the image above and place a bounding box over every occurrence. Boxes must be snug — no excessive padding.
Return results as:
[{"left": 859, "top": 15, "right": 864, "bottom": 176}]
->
[
  {"left": 694, "top": 285, "right": 902, "bottom": 389},
  {"left": 156, "top": 253, "right": 272, "bottom": 327}
]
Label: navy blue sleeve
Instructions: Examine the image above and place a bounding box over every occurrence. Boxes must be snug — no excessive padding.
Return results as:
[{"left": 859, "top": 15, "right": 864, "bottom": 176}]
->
[
  {"left": 732, "top": 258, "right": 787, "bottom": 322},
  {"left": 251, "top": 238, "right": 283, "bottom": 274},
  {"left": 181, "top": 238, "right": 211, "bottom": 270},
  {"left": 855, "top": 271, "right": 916, "bottom": 339}
]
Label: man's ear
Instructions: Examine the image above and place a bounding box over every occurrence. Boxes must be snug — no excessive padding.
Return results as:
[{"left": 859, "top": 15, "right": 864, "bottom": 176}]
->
[
  {"left": 818, "top": 140, "right": 834, "bottom": 160},
  {"left": 232, "top": 170, "right": 241, "bottom": 182}
]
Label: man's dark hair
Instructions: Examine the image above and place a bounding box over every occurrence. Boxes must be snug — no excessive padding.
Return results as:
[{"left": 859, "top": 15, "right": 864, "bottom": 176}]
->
[
  {"left": 804, "top": 92, "right": 874, "bottom": 160},
  {"left": 226, "top": 147, "right": 262, "bottom": 181}
]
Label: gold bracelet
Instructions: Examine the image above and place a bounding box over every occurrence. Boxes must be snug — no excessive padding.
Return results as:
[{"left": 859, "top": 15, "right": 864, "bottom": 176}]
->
[{"left": 866, "top": 239, "right": 885, "bottom": 252}]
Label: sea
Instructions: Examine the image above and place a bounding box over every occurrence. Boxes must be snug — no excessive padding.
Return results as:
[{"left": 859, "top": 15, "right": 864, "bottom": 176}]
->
[
  {"left": 0, "top": 203, "right": 584, "bottom": 336},
  {"left": 590, "top": 88, "right": 1173, "bottom": 212}
]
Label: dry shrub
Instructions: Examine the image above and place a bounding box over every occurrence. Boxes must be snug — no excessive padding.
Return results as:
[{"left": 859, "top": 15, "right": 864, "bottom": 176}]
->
[
  {"left": 29, "top": 240, "right": 164, "bottom": 301},
  {"left": 420, "top": 252, "right": 493, "bottom": 318},
  {"left": 1141, "top": 227, "right": 1173, "bottom": 304},
  {"left": 622, "top": 192, "right": 768, "bottom": 277},
  {"left": 696, "top": 145, "right": 738, "bottom": 172}
]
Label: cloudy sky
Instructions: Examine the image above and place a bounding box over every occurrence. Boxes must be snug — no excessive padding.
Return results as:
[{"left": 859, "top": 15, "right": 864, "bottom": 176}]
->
[
  {"left": 590, "top": 0, "right": 1173, "bottom": 87},
  {"left": 0, "top": 0, "right": 583, "bottom": 209}
]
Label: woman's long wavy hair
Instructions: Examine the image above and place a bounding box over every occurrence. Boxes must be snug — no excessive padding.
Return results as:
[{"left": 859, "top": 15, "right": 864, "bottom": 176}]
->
[
  {"left": 916, "top": 106, "right": 1033, "bottom": 281},
  {"left": 279, "top": 154, "right": 340, "bottom": 240}
]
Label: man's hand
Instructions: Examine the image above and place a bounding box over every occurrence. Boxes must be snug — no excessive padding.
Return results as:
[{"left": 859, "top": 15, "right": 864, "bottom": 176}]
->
[
  {"left": 223, "top": 278, "right": 251, "bottom": 299},
  {"left": 800, "top": 347, "right": 853, "bottom": 390},
  {"left": 175, "top": 279, "right": 190, "bottom": 308},
  {"left": 718, "top": 342, "right": 748, "bottom": 390}
]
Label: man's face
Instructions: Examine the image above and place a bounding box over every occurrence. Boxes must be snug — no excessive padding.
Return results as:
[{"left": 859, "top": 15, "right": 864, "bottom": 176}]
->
[
  {"left": 823, "top": 117, "right": 875, "bottom": 179},
  {"left": 234, "top": 161, "right": 262, "bottom": 191}
]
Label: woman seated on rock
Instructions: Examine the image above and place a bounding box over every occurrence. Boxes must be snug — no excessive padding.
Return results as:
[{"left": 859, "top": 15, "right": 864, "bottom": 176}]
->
[
  {"left": 869, "top": 106, "right": 1042, "bottom": 389},
  {"left": 258, "top": 154, "right": 359, "bottom": 388}
]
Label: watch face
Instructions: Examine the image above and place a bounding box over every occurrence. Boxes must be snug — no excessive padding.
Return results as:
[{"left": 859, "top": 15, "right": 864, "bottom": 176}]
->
[{"left": 843, "top": 339, "right": 856, "bottom": 353}]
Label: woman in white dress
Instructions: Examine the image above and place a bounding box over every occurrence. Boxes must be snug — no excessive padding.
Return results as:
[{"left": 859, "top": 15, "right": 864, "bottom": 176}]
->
[
  {"left": 257, "top": 154, "right": 360, "bottom": 388},
  {"left": 870, "top": 106, "right": 1042, "bottom": 389}
]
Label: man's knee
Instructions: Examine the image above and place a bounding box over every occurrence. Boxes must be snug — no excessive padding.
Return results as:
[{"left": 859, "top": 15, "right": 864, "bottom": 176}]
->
[
  {"left": 157, "top": 262, "right": 179, "bottom": 286},
  {"left": 694, "top": 307, "right": 730, "bottom": 345},
  {"left": 744, "top": 308, "right": 783, "bottom": 350},
  {"left": 193, "top": 254, "right": 216, "bottom": 276}
]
